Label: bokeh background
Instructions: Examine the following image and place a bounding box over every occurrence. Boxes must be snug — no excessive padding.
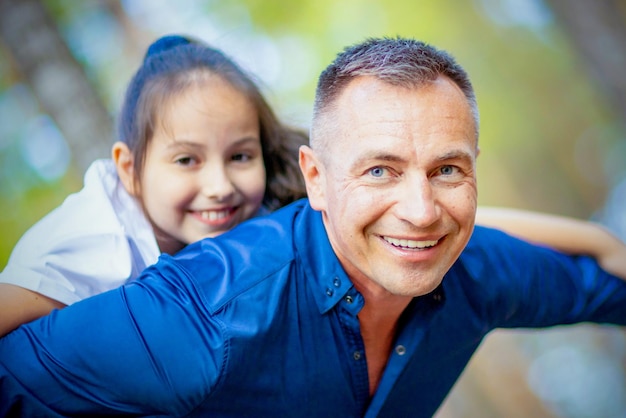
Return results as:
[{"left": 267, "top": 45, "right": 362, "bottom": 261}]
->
[{"left": 1, "top": 0, "right": 625, "bottom": 416}]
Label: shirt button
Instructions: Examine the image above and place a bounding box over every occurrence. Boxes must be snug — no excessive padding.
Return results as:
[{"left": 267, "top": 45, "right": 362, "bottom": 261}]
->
[
  {"left": 395, "top": 345, "right": 406, "bottom": 356},
  {"left": 325, "top": 288, "right": 334, "bottom": 297},
  {"left": 353, "top": 351, "right": 362, "bottom": 360},
  {"left": 345, "top": 295, "right": 354, "bottom": 304},
  {"left": 333, "top": 277, "right": 341, "bottom": 287}
]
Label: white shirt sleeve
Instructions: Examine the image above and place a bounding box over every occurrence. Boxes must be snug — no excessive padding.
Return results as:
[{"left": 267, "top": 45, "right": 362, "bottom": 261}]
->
[{"left": 0, "top": 160, "right": 160, "bottom": 305}]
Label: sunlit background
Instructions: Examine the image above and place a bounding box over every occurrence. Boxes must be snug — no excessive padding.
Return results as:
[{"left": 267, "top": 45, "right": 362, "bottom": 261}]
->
[{"left": 1, "top": 0, "right": 625, "bottom": 416}]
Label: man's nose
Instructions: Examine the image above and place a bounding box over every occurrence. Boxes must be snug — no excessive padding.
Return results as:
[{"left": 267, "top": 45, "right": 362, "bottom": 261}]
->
[{"left": 396, "top": 175, "right": 439, "bottom": 227}]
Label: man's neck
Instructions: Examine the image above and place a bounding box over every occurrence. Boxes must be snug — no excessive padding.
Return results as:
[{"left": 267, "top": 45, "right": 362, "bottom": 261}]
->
[{"left": 357, "top": 290, "right": 413, "bottom": 396}]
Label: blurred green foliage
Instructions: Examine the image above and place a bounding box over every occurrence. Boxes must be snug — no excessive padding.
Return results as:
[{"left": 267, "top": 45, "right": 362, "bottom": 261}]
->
[{"left": 0, "top": 0, "right": 622, "bottom": 266}]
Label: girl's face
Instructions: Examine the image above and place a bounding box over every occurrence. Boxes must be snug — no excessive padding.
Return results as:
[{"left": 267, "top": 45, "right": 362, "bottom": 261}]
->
[{"left": 136, "top": 78, "right": 266, "bottom": 254}]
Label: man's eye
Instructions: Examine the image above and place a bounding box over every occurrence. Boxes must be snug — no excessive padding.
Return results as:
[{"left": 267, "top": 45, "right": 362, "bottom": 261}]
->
[
  {"left": 369, "top": 167, "right": 386, "bottom": 177},
  {"left": 440, "top": 165, "right": 457, "bottom": 175}
]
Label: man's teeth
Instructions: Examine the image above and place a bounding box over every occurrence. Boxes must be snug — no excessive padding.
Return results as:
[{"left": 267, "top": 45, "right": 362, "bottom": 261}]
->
[
  {"left": 383, "top": 236, "right": 438, "bottom": 249},
  {"left": 200, "top": 210, "right": 230, "bottom": 221}
]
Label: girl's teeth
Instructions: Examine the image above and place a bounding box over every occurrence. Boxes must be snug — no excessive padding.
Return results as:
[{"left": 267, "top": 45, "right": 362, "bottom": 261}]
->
[{"left": 201, "top": 210, "right": 229, "bottom": 221}]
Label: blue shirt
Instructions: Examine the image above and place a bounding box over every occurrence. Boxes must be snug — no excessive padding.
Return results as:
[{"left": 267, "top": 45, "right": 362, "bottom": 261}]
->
[{"left": 1, "top": 199, "right": 625, "bottom": 417}]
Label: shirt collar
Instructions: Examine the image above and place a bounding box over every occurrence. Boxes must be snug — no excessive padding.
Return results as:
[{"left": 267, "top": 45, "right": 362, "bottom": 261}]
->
[
  {"left": 293, "top": 200, "right": 355, "bottom": 314},
  {"left": 291, "top": 199, "right": 447, "bottom": 315}
]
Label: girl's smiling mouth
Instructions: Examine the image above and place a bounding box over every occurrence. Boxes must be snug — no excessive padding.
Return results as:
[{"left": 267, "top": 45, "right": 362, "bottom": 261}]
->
[{"left": 191, "top": 207, "right": 238, "bottom": 226}]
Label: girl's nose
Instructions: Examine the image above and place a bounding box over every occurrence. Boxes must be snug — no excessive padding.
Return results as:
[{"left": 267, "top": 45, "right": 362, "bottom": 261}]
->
[{"left": 201, "top": 164, "right": 236, "bottom": 202}]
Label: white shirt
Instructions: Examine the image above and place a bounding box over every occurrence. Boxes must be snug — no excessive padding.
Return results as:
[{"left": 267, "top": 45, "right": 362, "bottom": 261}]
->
[{"left": 0, "top": 159, "right": 160, "bottom": 305}]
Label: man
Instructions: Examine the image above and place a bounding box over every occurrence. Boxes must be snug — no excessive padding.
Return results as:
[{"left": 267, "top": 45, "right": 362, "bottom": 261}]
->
[{"left": 1, "top": 37, "right": 625, "bottom": 417}]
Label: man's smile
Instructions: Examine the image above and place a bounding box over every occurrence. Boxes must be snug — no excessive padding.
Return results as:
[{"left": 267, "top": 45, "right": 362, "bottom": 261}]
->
[{"left": 381, "top": 236, "right": 439, "bottom": 249}]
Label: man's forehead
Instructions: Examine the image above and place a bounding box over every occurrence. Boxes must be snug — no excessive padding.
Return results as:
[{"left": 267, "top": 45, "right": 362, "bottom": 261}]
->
[
  {"left": 336, "top": 78, "right": 472, "bottom": 122},
  {"left": 313, "top": 75, "right": 477, "bottom": 150}
]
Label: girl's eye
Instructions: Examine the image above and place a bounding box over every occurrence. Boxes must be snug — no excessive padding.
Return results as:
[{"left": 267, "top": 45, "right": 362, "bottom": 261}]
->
[
  {"left": 175, "top": 156, "right": 195, "bottom": 166},
  {"left": 369, "top": 166, "right": 386, "bottom": 177},
  {"left": 232, "top": 153, "right": 252, "bottom": 162}
]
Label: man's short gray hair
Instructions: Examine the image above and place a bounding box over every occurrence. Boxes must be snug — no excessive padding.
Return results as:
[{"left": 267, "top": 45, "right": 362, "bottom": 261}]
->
[{"left": 310, "top": 37, "right": 479, "bottom": 151}]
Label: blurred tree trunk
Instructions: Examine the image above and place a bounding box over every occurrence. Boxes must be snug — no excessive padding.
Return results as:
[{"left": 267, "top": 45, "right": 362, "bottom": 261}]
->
[
  {"left": 546, "top": 0, "right": 626, "bottom": 130},
  {"left": 0, "top": 0, "right": 113, "bottom": 174}
]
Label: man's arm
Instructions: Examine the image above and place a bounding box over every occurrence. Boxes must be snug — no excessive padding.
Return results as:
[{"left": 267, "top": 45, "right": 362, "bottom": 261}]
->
[
  {"left": 0, "top": 258, "right": 222, "bottom": 416},
  {"left": 476, "top": 207, "right": 626, "bottom": 279},
  {"left": 0, "top": 283, "right": 66, "bottom": 337}
]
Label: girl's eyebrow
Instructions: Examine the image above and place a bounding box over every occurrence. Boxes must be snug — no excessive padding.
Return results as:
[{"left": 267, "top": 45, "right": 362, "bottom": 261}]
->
[
  {"left": 164, "top": 136, "right": 261, "bottom": 150},
  {"left": 163, "top": 140, "right": 204, "bottom": 151}
]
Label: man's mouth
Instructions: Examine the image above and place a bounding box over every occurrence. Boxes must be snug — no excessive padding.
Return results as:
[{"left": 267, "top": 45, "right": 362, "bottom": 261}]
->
[{"left": 382, "top": 236, "right": 439, "bottom": 249}]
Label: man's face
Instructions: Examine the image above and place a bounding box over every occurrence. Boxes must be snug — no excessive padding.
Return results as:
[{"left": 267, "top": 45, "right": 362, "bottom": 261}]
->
[{"left": 301, "top": 75, "right": 478, "bottom": 298}]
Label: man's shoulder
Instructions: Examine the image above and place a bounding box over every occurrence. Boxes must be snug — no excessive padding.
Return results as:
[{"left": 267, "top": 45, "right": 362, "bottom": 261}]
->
[
  {"left": 178, "top": 201, "right": 304, "bottom": 264},
  {"left": 463, "top": 225, "right": 525, "bottom": 255},
  {"left": 453, "top": 224, "right": 568, "bottom": 286},
  {"left": 162, "top": 200, "right": 311, "bottom": 310},
  {"left": 453, "top": 225, "right": 534, "bottom": 281}
]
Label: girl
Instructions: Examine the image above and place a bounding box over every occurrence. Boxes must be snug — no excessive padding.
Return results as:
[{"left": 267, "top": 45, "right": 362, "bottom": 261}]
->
[{"left": 0, "top": 34, "right": 307, "bottom": 336}]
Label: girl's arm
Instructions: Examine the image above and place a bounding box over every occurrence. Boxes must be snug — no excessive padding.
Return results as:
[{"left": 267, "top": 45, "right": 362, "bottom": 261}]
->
[
  {"left": 476, "top": 207, "right": 626, "bottom": 280},
  {"left": 0, "top": 284, "right": 66, "bottom": 337}
]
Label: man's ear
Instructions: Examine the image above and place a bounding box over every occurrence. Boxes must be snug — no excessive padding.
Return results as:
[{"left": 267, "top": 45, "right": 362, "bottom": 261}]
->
[
  {"left": 112, "top": 142, "right": 137, "bottom": 196},
  {"left": 298, "top": 145, "right": 326, "bottom": 211}
]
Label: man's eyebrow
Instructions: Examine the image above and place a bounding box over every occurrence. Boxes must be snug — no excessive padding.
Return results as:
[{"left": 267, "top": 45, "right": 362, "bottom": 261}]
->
[
  {"left": 434, "top": 149, "right": 475, "bottom": 163},
  {"left": 351, "top": 152, "right": 407, "bottom": 166},
  {"left": 351, "top": 149, "right": 474, "bottom": 166}
]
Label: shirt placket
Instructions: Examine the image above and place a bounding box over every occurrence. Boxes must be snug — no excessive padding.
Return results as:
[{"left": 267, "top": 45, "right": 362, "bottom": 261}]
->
[
  {"left": 337, "top": 288, "right": 370, "bottom": 411},
  {"left": 365, "top": 287, "right": 447, "bottom": 417}
]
